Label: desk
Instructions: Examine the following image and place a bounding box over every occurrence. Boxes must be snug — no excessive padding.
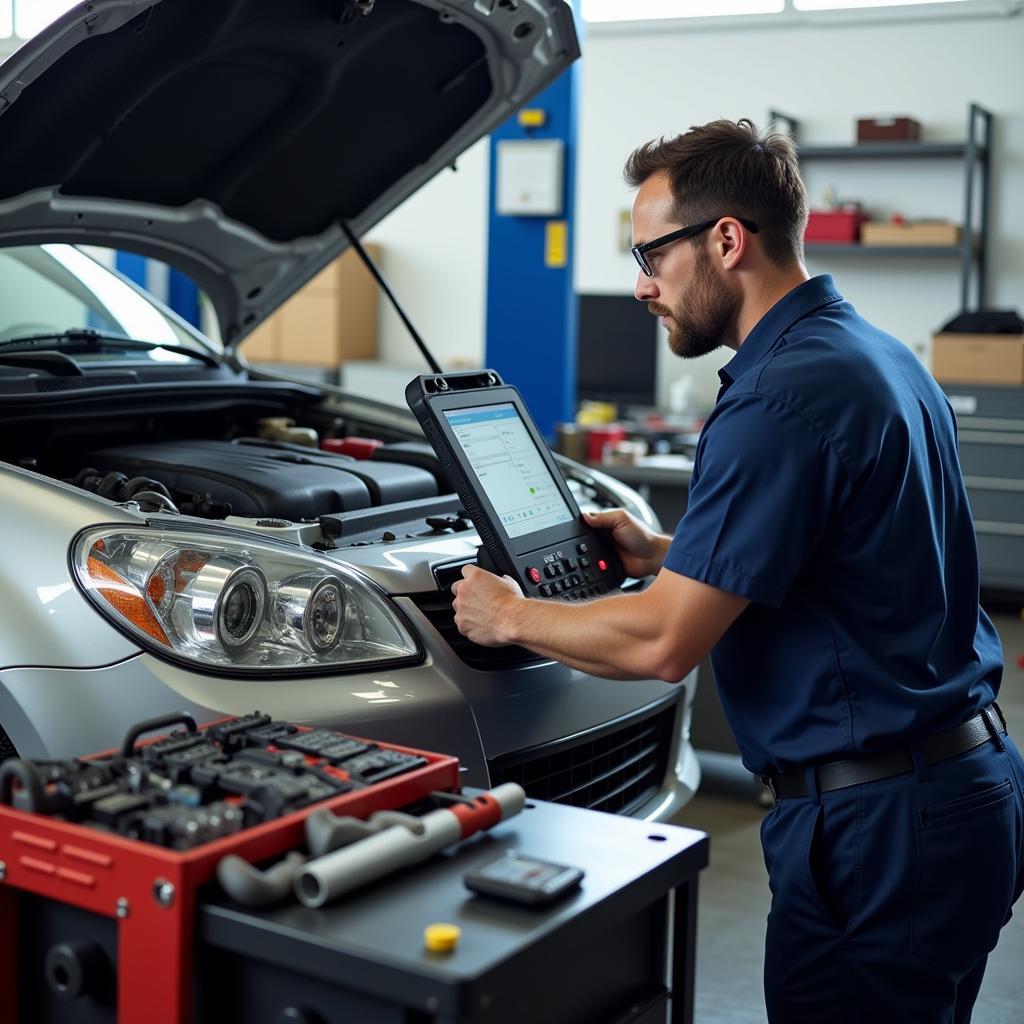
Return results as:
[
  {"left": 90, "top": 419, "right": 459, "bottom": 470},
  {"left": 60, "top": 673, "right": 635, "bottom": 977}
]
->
[{"left": 197, "top": 798, "right": 709, "bottom": 1024}]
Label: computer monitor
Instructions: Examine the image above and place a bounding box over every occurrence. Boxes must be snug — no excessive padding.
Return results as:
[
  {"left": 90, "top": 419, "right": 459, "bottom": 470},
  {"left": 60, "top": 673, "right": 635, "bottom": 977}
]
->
[{"left": 577, "top": 294, "right": 658, "bottom": 408}]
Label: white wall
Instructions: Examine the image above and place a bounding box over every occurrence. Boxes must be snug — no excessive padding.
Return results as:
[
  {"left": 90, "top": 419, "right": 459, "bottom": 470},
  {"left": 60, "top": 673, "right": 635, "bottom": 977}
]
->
[
  {"left": 4, "top": 10, "right": 1023, "bottom": 415},
  {"left": 576, "top": 10, "right": 1024, "bottom": 410},
  {"left": 365, "top": 137, "right": 490, "bottom": 373}
]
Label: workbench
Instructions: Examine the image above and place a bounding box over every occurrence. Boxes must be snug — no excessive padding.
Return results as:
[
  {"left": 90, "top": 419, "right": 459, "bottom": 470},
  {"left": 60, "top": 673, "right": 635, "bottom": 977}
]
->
[{"left": 195, "top": 797, "right": 709, "bottom": 1024}]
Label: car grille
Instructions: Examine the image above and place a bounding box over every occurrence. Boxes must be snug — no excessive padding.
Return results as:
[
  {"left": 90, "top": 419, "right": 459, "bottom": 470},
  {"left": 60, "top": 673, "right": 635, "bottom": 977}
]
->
[
  {"left": 488, "top": 703, "right": 677, "bottom": 816},
  {"left": 407, "top": 563, "right": 545, "bottom": 671}
]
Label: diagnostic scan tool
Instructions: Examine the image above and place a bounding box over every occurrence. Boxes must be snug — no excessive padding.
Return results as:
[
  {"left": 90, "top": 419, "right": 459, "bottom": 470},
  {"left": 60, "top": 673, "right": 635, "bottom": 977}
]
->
[{"left": 406, "top": 370, "right": 625, "bottom": 600}]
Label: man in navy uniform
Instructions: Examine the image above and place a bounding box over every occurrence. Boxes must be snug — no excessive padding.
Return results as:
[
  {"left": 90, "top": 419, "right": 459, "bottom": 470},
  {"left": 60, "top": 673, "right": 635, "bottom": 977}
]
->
[{"left": 451, "top": 118, "right": 1024, "bottom": 1022}]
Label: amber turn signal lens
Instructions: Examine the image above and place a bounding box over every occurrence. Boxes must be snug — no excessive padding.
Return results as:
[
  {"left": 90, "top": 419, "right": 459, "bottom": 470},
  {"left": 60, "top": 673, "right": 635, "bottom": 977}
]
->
[{"left": 86, "top": 555, "right": 170, "bottom": 645}]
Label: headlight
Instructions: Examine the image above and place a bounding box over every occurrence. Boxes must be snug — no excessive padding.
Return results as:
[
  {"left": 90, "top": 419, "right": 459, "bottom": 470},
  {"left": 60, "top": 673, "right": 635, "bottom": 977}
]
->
[
  {"left": 273, "top": 573, "right": 345, "bottom": 655},
  {"left": 71, "top": 526, "right": 421, "bottom": 675}
]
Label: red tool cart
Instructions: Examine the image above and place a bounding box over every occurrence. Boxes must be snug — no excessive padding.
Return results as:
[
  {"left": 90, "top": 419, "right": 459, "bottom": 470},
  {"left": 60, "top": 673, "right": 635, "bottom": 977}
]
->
[{"left": 0, "top": 712, "right": 460, "bottom": 1024}]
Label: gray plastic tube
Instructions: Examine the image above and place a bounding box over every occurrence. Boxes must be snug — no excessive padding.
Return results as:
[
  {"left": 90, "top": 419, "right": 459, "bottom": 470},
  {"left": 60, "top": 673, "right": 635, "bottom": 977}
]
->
[
  {"left": 295, "top": 782, "right": 525, "bottom": 908},
  {"left": 217, "top": 850, "right": 306, "bottom": 907}
]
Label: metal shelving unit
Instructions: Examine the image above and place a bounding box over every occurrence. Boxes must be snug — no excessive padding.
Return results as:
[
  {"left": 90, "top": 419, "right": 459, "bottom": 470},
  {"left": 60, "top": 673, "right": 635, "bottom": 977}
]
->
[
  {"left": 771, "top": 104, "right": 993, "bottom": 312},
  {"left": 803, "top": 244, "right": 972, "bottom": 258}
]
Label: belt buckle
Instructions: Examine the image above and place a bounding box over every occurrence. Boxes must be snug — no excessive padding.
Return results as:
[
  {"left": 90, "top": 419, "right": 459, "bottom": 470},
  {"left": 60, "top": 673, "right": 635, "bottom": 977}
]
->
[{"left": 760, "top": 774, "right": 778, "bottom": 802}]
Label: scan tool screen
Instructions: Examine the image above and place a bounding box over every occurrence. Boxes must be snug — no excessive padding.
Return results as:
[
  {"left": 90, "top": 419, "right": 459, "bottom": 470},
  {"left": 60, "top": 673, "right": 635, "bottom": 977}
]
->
[{"left": 443, "top": 403, "right": 574, "bottom": 539}]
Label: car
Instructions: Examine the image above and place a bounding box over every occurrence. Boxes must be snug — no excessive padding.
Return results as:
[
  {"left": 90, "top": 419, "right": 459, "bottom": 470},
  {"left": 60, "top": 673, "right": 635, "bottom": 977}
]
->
[{"left": 0, "top": 0, "right": 699, "bottom": 820}]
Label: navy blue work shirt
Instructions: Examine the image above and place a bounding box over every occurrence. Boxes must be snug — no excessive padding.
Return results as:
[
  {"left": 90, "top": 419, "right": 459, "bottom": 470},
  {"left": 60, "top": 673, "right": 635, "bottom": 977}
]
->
[{"left": 664, "top": 274, "right": 1003, "bottom": 776}]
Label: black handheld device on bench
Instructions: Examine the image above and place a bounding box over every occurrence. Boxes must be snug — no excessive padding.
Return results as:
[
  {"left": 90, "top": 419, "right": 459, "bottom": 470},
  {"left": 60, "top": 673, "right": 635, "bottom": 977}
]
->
[{"left": 406, "top": 370, "right": 625, "bottom": 600}]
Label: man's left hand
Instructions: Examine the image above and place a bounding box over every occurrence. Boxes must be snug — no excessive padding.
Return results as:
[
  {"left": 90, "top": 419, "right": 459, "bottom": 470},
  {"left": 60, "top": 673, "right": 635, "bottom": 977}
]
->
[{"left": 451, "top": 564, "right": 524, "bottom": 647}]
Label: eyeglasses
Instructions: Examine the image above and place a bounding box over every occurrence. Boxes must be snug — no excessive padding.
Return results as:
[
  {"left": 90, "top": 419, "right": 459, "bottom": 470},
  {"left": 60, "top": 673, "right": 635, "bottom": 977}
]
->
[{"left": 631, "top": 216, "right": 760, "bottom": 277}]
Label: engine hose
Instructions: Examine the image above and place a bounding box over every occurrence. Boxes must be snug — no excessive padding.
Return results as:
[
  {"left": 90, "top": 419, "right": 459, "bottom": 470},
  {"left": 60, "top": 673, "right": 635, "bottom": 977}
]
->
[
  {"left": 122, "top": 476, "right": 173, "bottom": 502},
  {"left": 72, "top": 467, "right": 101, "bottom": 489},
  {"left": 96, "top": 471, "right": 129, "bottom": 499},
  {"left": 123, "top": 489, "right": 178, "bottom": 513}
]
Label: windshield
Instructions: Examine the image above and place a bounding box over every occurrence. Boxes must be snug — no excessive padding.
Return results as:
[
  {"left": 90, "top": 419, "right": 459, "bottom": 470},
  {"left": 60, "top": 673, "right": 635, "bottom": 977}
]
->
[{"left": 0, "top": 244, "right": 218, "bottom": 358}]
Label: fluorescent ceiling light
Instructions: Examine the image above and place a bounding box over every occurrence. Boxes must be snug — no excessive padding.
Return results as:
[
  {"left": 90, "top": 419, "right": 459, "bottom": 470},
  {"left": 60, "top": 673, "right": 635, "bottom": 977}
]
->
[
  {"left": 14, "top": 0, "right": 79, "bottom": 38},
  {"left": 795, "top": 0, "right": 970, "bottom": 9},
  {"left": 582, "top": 0, "right": 784, "bottom": 22}
]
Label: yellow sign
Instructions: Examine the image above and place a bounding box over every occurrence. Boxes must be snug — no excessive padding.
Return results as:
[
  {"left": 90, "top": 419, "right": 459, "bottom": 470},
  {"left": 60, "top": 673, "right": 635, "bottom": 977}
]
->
[
  {"left": 517, "top": 108, "right": 547, "bottom": 128},
  {"left": 545, "top": 220, "right": 568, "bottom": 268}
]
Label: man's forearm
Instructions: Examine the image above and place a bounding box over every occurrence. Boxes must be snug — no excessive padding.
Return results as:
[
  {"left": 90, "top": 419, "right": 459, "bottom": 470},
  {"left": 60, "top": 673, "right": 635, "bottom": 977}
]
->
[{"left": 502, "top": 589, "right": 679, "bottom": 682}]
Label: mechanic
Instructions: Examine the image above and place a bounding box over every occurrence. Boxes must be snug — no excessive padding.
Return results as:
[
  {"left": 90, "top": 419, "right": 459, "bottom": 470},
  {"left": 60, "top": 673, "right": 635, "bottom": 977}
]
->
[{"left": 451, "top": 118, "right": 1024, "bottom": 1022}]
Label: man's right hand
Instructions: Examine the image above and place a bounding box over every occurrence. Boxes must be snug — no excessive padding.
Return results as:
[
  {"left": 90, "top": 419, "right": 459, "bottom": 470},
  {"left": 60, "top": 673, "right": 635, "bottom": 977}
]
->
[{"left": 582, "top": 508, "right": 671, "bottom": 580}]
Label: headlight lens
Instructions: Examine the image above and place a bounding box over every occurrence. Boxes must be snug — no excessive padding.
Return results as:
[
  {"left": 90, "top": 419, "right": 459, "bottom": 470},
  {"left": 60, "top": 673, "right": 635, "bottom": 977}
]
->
[
  {"left": 274, "top": 573, "right": 345, "bottom": 655},
  {"left": 72, "top": 527, "right": 420, "bottom": 674}
]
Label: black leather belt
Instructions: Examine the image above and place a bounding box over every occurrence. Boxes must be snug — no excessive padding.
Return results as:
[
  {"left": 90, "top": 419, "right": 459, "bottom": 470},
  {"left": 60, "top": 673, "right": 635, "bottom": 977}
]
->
[{"left": 761, "top": 703, "right": 1008, "bottom": 801}]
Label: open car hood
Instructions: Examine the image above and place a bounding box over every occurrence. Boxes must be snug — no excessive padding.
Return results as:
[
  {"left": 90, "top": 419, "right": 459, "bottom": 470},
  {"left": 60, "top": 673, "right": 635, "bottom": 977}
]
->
[{"left": 0, "top": 0, "right": 578, "bottom": 351}]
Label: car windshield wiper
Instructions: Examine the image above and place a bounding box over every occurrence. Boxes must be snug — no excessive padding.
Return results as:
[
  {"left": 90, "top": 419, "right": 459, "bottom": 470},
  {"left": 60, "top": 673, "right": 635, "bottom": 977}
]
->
[{"left": 0, "top": 328, "right": 220, "bottom": 367}]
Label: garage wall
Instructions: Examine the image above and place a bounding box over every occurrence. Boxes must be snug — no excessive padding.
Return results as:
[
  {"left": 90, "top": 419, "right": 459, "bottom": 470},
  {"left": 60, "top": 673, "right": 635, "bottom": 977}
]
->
[
  {"left": 365, "top": 137, "right": 490, "bottom": 373},
  {"left": 576, "top": 9, "right": 1024, "bottom": 410},
  {"left": 4, "top": 13, "right": 1023, "bottom": 414}
]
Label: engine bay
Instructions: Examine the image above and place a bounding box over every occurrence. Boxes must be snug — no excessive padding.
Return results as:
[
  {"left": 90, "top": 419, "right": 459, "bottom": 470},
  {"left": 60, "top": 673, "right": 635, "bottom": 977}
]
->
[
  {"left": 74, "top": 436, "right": 445, "bottom": 521},
  {"left": 0, "top": 379, "right": 618, "bottom": 569}
]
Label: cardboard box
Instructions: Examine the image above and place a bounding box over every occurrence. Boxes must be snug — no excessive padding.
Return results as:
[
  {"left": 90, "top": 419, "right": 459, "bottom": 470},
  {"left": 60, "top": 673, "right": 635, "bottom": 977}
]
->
[
  {"left": 861, "top": 221, "right": 961, "bottom": 247},
  {"left": 240, "top": 317, "right": 277, "bottom": 360},
  {"left": 241, "top": 244, "right": 380, "bottom": 366},
  {"left": 932, "top": 333, "right": 1024, "bottom": 386},
  {"left": 856, "top": 117, "right": 921, "bottom": 142}
]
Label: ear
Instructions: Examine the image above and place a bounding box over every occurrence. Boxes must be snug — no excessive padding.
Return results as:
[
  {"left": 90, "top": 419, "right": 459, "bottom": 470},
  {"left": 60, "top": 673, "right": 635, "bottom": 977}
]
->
[{"left": 712, "top": 217, "right": 750, "bottom": 271}]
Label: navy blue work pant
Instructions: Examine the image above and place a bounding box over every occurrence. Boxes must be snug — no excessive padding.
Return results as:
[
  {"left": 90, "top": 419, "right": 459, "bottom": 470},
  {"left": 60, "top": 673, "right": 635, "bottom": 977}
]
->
[{"left": 760, "top": 733, "right": 1024, "bottom": 1023}]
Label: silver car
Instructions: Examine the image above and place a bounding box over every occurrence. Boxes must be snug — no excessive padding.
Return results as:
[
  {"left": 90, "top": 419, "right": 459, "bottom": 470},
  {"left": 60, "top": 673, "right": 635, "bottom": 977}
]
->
[{"left": 0, "top": 0, "right": 698, "bottom": 820}]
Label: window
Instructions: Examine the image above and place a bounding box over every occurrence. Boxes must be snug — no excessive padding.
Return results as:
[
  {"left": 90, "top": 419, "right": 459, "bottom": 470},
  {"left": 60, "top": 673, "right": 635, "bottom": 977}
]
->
[
  {"left": 582, "top": 0, "right": 783, "bottom": 19},
  {"left": 583, "top": 0, "right": 991, "bottom": 20},
  {"left": 0, "top": 1, "right": 79, "bottom": 40},
  {"left": 0, "top": 245, "right": 204, "bottom": 351},
  {"left": 794, "top": 0, "right": 972, "bottom": 8}
]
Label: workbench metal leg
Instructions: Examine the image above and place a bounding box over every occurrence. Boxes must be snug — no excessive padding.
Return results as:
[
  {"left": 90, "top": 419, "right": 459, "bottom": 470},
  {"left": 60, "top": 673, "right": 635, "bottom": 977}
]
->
[{"left": 670, "top": 878, "right": 699, "bottom": 1024}]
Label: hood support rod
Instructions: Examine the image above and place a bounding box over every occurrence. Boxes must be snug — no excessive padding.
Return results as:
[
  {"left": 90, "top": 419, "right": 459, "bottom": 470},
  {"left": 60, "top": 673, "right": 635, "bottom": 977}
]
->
[{"left": 339, "top": 220, "right": 442, "bottom": 374}]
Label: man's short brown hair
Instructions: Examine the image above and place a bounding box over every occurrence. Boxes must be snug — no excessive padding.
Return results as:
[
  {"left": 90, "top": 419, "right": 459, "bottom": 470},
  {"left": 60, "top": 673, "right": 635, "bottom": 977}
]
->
[{"left": 624, "top": 118, "right": 808, "bottom": 268}]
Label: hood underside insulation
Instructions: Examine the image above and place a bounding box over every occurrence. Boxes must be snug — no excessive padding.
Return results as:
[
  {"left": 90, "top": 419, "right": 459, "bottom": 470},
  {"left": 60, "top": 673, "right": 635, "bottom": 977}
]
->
[{"left": 0, "top": 0, "right": 491, "bottom": 241}]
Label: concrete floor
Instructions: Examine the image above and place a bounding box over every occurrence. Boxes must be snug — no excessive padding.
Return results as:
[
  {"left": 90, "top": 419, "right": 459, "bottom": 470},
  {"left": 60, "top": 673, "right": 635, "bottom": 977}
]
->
[{"left": 672, "top": 608, "right": 1024, "bottom": 1023}]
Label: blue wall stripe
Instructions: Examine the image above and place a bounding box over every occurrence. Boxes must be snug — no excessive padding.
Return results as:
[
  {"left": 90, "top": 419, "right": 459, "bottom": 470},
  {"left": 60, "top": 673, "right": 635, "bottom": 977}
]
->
[
  {"left": 115, "top": 251, "right": 201, "bottom": 328},
  {"left": 484, "top": 61, "right": 579, "bottom": 442},
  {"left": 168, "top": 266, "right": 201, "bottom": 327},
  {"left": 114, "top": 250, "right": 147, "bottom": 288}
]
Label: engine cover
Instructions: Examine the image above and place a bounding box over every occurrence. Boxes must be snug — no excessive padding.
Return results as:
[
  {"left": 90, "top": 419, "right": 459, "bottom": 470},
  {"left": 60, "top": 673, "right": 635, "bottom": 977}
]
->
[{"left": 84, "top": 440, "right": 439, "bottom": 520}]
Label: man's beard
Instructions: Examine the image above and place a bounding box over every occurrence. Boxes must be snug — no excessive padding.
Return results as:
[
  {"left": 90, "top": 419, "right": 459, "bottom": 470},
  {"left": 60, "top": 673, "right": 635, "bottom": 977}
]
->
[{"left": 649, "top": 246, "right": 737, "bottom": 359}]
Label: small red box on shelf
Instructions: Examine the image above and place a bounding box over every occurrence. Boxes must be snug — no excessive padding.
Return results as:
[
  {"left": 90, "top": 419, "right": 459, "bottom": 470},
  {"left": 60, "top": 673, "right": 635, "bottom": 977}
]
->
[
  {"left": 856, "top": 116, "right": 921, "bottom": 143},
  {"left": 805, "top": 209, "right": 868, "bottom": 244}
]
